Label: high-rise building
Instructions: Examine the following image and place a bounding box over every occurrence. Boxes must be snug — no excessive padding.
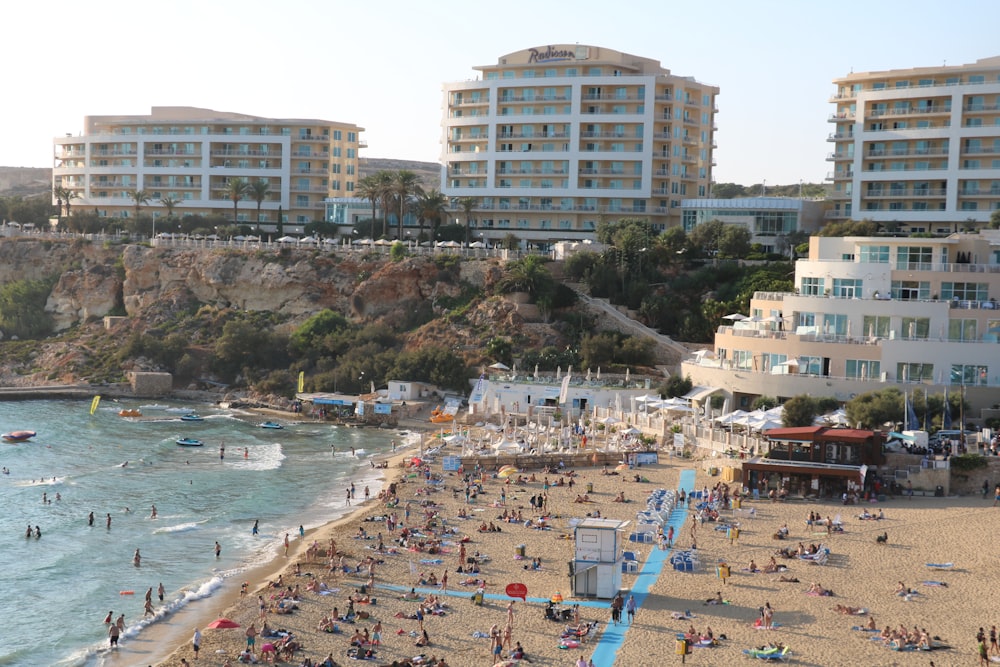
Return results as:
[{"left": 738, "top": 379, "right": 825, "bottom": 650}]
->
[
  {"left": 53, "top": 107, "right": 364, "bottom": 227},
  {"left": 827, "top": 56, "right": 1000, "bottom": 232},
  {"left": 440, "top": 45, "right": 718, "bottom": 246}
]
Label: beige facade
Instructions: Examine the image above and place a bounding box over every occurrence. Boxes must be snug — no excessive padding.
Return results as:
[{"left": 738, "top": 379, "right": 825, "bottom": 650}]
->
[
  {"left": 440, "top": 45, "right": 718, "bottom": 246},
  {"left": 53, "top": 107, "right": 364, "bottom": 226},
  {"left": 685, "top": 231, "right": 1000, "bottom": 416},
  {"left": 827, "top": 57, "right": 1000, "bottom": 230}
]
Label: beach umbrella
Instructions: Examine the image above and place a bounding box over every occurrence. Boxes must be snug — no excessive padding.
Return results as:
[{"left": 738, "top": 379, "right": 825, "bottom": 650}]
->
[
  {"left": 551, "top": 592, "right": 564, "bottom": 603},
  {"left": 722, "top": 313, "right": 748, "bottom": 321},
  {"left": 488, "top": 362, "right": 510, "bottom": 371},
  {"left": 498, "top": 465, "right": 517, "bottom": 473},
  {"left": 498, "top": 468, "right": 519, "bottom": 478},
  {"left": 615, "top": 463, "right": 630, "bottom": 472},
  {"left": 206, "top": 618, "right": 241, "bottom": 629}
]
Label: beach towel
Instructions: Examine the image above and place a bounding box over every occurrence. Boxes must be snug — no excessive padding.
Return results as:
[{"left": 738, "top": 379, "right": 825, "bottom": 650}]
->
[
  {"left": 420, "top": 559, "right": 444, "bottom": 565},
  {"left": 925, "top": 562, "right": 954, "bottom": 569},
  {"left": 922, "top": 581, "right": 948, "bottom": 587},
  {"left": 851, "top": 626, "right": 879, "bottom": 632}
]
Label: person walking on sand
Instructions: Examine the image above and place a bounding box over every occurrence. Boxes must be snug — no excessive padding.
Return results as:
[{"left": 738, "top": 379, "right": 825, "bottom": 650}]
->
[
  {"left": 192, "top": 627, "right": 201, "bottom": 660},
  {"left": 626, "top": 594, "right": 637, "bottom": 623},
  {"left": 108, "top": 621, "right": 120, "bottom": 648},
  {"left": 284, "top": 533, "right": 290, "bottom": 556},
  {"left": 440, "top": 570, "right": 448, "bottom": 593}
]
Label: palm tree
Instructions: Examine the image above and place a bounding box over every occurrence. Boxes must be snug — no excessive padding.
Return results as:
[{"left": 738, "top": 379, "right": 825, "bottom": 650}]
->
[
  {"left": 248, "top": 180, "right": 271, "bottom": 235},
  {"left": 53, "top": 186, "right": 77, "bottom": 223},
  {"left": 128, "top": 189, "right": 151, "bottom": 234},
  {"left": 374, "top": 171, "right": 394, "bottom": 238},
  {"left": 226, "top": 178, "right": 249, "bottom": 227},
  {"left": 415, "top": 189, "right": 448, "bottom": 242},
  {"left": 457, "top": 196, "right": 478, "bottom": 247},
  {"left": 356, "top": 175, "right": 380, "bottom": 230},
  {"left": 391, "top": 170, "right": 422, "bottom": 239},
  {"left": 160, "top": 196, "right": 181, "bottom": 219}
]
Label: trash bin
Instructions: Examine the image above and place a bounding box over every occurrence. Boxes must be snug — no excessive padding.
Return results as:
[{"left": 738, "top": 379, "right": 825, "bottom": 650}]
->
[
  {"left": 586, "top": 482, "right": 594, "bottom": 493},
  {"left": 675, "top": 638, "right": 690, "bottom": 655},
  {"left": 516, "top": 544, "right": 526, "bottom": 557},
  {"left": 733, "top": 497, "right": 742, "bottom": 509},
  {"left": 935, "top": 485, "right": 944, "bottom": 497}
]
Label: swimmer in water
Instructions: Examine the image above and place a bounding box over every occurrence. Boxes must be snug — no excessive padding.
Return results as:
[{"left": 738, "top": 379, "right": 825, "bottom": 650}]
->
[
  {"left": 150, "top": 505, "right": 157, "bottom": 519},
  {"left": 244, "top": 447, "right": 249, "bottom": 459},
  {"left": 133, "top": 549, "right": 141, "bottom": 566}
]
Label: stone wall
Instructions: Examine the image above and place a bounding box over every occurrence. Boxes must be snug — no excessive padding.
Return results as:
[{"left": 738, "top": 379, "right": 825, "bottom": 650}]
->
[{"left": 130, "top": 371, "right": 173, "bottom": 397}]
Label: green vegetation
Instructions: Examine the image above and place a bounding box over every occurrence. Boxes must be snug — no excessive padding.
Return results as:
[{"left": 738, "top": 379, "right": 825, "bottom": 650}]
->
[{"left": 0, "top": 277, "right": 56, "bottom": 339}]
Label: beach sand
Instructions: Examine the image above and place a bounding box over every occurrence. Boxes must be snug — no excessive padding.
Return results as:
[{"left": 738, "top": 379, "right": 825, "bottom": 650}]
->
[{"left": 148, "top": 437, "right": 991, "bottom": 667}]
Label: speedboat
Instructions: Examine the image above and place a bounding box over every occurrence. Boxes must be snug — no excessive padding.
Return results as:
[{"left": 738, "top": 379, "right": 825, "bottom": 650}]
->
[
  {"left": 180, "top": 414, "right": 204, "bottom": 422},
  {"left": 259, "top": 421, "right": 284, "bottom": 430},
  {"left": 176, "top": 437, "right": 204, "bottom": 447},
  {"left": 2, "top": 430, "right": 36, "bottom": 442}
]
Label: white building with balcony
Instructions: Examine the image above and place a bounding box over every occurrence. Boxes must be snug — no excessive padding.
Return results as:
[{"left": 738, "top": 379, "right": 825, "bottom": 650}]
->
[
  {"left": 683, "top": 231, "right": 1000, "bottom": 416},
  {"left": 440, "top": 45, "right": 718, "bottom": 247},
  {"left": 826, "top": 56, "right": 1000, "bottom": 230},
  {"left": 53, "top": 107, "right": 363, "bottom": 226}
]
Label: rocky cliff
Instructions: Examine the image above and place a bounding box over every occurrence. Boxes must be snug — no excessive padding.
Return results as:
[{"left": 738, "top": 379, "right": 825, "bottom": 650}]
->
[{"left": 26, "top": 240, "right": 495, "bottom": 331}]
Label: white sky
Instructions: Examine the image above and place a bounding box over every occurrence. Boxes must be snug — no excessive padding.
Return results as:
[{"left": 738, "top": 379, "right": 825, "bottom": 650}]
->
[{"left": 4, "top": 0, "right": 999, "bottom": 185}]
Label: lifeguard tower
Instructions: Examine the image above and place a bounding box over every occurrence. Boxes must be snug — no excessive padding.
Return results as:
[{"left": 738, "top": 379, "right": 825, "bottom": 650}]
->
[{"left": 569, "top": 518, "right": 628, "bottom": 598}]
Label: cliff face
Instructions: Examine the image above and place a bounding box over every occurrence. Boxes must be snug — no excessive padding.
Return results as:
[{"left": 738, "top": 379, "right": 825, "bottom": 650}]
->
[{"left": 14, "top": 240, "right": 485, "bottom": 331}]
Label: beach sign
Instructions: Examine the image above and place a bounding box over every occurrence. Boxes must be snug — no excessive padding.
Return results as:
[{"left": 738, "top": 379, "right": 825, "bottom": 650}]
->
[
  {"left": 442, "top": 456, "right": 461, "bottom": 472},
  {"left": 505, "top": 583, "right": 528, "bottom": 601}
]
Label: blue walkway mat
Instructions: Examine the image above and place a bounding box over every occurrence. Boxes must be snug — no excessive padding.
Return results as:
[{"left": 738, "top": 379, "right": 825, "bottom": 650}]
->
[{"left": 587, "top": 467, "right": 696, "bottom": 666}]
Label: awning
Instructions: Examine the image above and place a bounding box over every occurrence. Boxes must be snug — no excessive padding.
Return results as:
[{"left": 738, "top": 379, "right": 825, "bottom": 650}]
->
[{"left": 682, "top": 386, "right": 720, "bottom": 402}]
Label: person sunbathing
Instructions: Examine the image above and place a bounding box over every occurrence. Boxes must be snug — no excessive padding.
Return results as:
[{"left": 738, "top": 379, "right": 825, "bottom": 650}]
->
[
  {"left": 762, "top": 557, "right": 779, "bottom": 573},
  {"left": 574, "top": 495, "right": 586, "bottom": 503},
  {"left": 705, "top": 591, "right": 724, "bottom": 605},
  {"left": 777, "top": 575, "right": 800, "bottom": 583},
  {"left": 807, "top": 582, "right": 832, "bottom": 596},
  {"left": 866, "top": 615, "right": 877, "bottom": 631},
  {"left": 832, "top": 604, "right": 863, "bottom": 614},
  {"left": 746, "top": 559, "right": 759, "bottom": 573}
]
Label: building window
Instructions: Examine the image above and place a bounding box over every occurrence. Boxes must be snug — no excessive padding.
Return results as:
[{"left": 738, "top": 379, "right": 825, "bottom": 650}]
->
[
  {"left": 947, "top": 319, "right": 978, "bottom": 341},
  {"left": 897, "top": 362, "right": 933, "bottom": 382},
  {"left": 822, "top": 313, "right": 848, "bottom": 335},
  {"left": 800, "top": 277, "right": 824, "bottom": 295},
  {"left": 891, "top": 280, "right": 930, "bottom": 300},
  {"left": 862, "top": 315, "right": 891, "bottom": 338},
  {"left": 846, "top": 360, "right": 880, "bottom": 380},
  {"left": 896, "top": 246, "right": 933, "bottom": 270},
  {"left": 951, "top": 364, "right": 988, "bottom": 386},
  {"left": 832, "top": 278, "right": 862, "bottom": 298},
  {"left": 941, "top": 282, "right": 989, "bottom": 301},
  {"left": 901, "top": 316, "right": 930, "bottom": 339}
]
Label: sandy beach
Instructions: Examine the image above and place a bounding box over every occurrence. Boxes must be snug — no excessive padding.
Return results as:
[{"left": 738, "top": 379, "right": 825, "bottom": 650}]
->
[{"left": 146, "top": 430, "right": 992, "bottom": 667}]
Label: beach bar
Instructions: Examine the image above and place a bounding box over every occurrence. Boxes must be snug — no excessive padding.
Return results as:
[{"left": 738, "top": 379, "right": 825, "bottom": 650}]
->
[
  {"left": 570, "top": 518, "right": 628, "bottom": 599},
  {"left": 743, "top": 426, "right": 885, "bottom": 499}
]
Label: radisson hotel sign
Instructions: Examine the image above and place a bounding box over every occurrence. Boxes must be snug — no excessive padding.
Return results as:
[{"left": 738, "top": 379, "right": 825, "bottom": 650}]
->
[{"left": 526, "top": 45, "right": 590, "bottom": 64}]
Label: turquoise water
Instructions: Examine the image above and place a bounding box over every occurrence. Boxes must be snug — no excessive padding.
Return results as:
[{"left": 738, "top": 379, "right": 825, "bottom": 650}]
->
[{"left": 0, "top": 399, "right": 404, "bottom": 666}]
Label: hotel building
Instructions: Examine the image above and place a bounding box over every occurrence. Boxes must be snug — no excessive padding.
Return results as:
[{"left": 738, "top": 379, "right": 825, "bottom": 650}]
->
[
  {"left": 440, "top": 45, "right": 718, "bottom": 246},
  {"left": 53, "top": 107, "right": 364, "bottom": 226},
  {"left": 683, "top": 231, "right": 1000, "bottom": 415},
  {"left": 827, "top": 56, "right": 1000, "bottom": 231},
  {"left": 680, "top": 197, "right": 826, "bottom": 255}
]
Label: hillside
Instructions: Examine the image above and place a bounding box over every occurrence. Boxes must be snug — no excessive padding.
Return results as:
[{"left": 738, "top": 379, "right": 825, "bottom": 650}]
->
[
  {"left": 0, "top": 238, "right": 563, "bottom": 389},
  {"left": 0, "top": 167, "right": 50, "bottom": 197}
]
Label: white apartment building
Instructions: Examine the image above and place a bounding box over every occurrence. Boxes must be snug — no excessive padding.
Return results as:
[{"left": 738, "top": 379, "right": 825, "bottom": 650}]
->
[
  {"left": 827, "top": 56, "right": 1000, "bottom": 231},
  {"left": 680, "top": 197, "right": 826, "bottom": 254},
  {"left": 683, "top": 231, "right": 1000, "bottom": 416},
  {"left": 53, "top": 107, "right": 363, "bottom": 226},
  {"left": 440, "top": 45, "right": 718, "bottom": 247}
]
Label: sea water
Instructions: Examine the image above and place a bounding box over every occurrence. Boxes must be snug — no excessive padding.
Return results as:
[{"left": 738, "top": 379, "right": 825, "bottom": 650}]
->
[{"left": 0, "top": 399, "right": 408, "bottom": 666}]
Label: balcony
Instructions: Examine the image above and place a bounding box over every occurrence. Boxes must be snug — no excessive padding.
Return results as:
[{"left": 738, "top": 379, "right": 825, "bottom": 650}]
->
[
  {"left": 210, "top": 149, "right": 282, "bottom": 157},
  {"left": 868, "top": 106, "right": 951, "bottom": 117},
  {"left": 865, "top": 187, "right": 947, "bottom": 198},
  {"left": 827, "top": 133, "right": 854, "bottom": 141},
  {"left": 498, "top": 95, "right": 568, "bottom": 103},
  {"left": 293, "top": 135, "right": 329, "bottom": 142},
  {"left": 452, "top": 97, "right": 490, "bottom": 105},
  {"left": 866, "top": 147, "right": 948, "bottom": 158},
  {"left": 581, "top": 93, "right": 643, "bottom": 101},
  {"left": 828, "top": 112, "right": 856, "bottom": 122},
  {"left": 964, "top": 103, "right": 1000, "bottom": 113}
]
